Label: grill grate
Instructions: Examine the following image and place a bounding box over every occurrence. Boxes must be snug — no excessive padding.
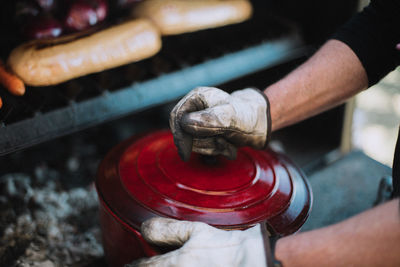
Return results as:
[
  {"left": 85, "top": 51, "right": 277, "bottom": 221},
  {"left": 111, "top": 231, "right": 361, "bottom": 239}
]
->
[{"left": 0, "top": 10, "right": 309, "bottom": 155}]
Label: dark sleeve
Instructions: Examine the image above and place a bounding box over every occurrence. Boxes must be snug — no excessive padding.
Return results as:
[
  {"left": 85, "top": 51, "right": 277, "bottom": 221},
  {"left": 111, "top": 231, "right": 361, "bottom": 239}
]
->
[
  {"left": 393, "top": 129, "right": 400, "bottom": 198},
  {"left": 331, "top": 0, "right": 400, "bottom": 86}
]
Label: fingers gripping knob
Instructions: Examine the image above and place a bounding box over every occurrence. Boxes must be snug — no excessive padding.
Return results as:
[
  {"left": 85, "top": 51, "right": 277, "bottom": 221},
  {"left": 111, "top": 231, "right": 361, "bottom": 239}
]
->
[{"left": 170, "top": 86, "right": 270, "bottom": 161}]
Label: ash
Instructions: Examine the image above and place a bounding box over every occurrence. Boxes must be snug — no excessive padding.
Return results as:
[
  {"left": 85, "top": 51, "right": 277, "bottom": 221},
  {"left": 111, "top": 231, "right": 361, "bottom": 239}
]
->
[
  {"left": 0, "top": 170, "right": 103, "bottom": 267},
  {"left": 0, "top": 106, "right": 170, "bottom": 267}
]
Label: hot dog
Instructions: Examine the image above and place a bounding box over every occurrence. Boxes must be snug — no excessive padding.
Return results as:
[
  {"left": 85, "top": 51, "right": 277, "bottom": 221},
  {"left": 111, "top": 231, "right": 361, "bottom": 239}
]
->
[
  {"left": 7, "top": 18, "right": 161, "bottom": 86},
  {"left": 132, "top": 0, "right": 253, "bottom": 35}
]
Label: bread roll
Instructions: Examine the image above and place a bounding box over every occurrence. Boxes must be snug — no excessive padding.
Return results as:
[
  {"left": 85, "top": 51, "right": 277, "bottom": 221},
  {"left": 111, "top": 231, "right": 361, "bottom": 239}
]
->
[
  {"left": 8, "top": 19, "right": 161, "bottom": 86},
  {"left": 132, "top": 0, "right": 252, "bottom": 35}
]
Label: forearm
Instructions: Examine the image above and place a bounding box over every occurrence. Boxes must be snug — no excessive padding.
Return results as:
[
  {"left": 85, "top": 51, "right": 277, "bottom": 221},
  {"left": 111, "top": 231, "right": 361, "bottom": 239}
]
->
[
  {"left": 275, "top": 198, "right": 400, "bottom": 267},
  {"left": 264, "top": 39, "right": 368, "bottom": 131}
]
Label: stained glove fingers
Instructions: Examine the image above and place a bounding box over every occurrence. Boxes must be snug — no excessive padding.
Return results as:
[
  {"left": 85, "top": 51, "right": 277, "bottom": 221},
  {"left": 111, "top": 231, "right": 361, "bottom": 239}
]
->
[
  {"left": 170, "top": 96, "right": 197, "bottom": 161},
  {"left": 170, "top": 88, "right": 230, "bottom": 161},
  {"left": 171, "top": 126, "right": 192, "bottom": 162},
  {"left": 181, "top": 105, "right": 235, "bottom": 136},
  {"left": 141, "top": 218, "right": 210, "bottom": 246},
  {"left": 190, "top": 87, "right": 231, "bottom": 108},
  {"left": 170, "top": 89, "right": 216, "bottom": 161},
  {"left": 192, "top": 137, "right": 237, "bottom": 160}
]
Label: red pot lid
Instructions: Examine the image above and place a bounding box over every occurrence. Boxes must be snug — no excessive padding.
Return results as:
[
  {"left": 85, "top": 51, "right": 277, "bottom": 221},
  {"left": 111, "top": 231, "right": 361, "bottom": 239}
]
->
[{"left": 96, "top": 130, "right": 312, "bottom": 236}]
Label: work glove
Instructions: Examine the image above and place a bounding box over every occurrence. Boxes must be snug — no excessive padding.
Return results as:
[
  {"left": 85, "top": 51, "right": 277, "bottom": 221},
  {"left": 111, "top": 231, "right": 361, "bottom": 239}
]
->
[
  {"left": 126, "top": 217, "right": 269, "bottom": 267},
  {"left": 170, "top": 87, "right": 271, "bottom": 161}
]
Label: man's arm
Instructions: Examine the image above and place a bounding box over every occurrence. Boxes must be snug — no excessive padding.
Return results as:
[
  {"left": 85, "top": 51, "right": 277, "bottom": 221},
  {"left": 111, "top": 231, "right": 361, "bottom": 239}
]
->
[
  {"left": 275, "top": 198, "right": 400, "bottom": 267},
  {"left": 265, "top": 39, "right": 368, "bottom": 131},
  {"left": 170, "top": 39, "right": 369, "bottom": 159},
  {"left": 266, "top": 0, "right": 400, "bottom": 131}
]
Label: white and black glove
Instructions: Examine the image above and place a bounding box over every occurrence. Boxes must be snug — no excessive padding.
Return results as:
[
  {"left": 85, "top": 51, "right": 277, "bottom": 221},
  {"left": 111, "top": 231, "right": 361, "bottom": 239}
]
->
[
  {"left": 170, "top": 87, "right": 271, "bottom": 161},
  {"left": 126, "top": 218, "right": 270, "bottom": 267}
]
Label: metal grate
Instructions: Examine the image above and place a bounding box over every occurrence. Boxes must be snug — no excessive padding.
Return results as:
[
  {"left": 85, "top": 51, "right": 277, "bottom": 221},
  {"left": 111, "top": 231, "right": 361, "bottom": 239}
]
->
[{"left": 0, "top": 11, "right": 309, "bottom": 155}]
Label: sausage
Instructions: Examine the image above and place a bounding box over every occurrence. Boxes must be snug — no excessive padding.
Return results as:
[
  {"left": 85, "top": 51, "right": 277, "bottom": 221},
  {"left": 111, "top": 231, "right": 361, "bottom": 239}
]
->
[
  {"left": 8, "top": 19, "right": 162, "bottom": 86},
  {"left": 132, "top": 0, "right": 253, "bottom": 35},
  {"left": 0, "top": 60, "right": 25, "bottom": 95}
]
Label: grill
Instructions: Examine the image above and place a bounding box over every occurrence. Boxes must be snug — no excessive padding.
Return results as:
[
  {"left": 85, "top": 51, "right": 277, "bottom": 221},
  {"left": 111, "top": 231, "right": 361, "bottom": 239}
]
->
[{"left": 0, "top": 8, "right": 309, "bottom": 156}]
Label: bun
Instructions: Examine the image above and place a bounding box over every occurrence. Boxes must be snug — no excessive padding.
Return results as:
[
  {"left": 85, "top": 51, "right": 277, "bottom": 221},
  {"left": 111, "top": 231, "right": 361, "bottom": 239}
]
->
[
  {"left": 8, "top": 19, "right": 162, "bottom": 86},
  {"left": 132, "top": 0, "right": 252, "bottom": 35}
]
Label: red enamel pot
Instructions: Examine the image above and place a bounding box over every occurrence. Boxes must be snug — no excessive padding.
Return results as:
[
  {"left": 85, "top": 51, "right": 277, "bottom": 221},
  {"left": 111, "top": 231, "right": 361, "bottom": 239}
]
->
[{"left": 96, "top": 130, "right": 312, "bottom": 267}]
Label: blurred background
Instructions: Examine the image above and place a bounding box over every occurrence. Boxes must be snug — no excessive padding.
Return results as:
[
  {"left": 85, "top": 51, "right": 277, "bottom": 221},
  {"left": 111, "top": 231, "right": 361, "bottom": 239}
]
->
[{"left": 353, "top": 67, "right": 400, "bottom": 167}]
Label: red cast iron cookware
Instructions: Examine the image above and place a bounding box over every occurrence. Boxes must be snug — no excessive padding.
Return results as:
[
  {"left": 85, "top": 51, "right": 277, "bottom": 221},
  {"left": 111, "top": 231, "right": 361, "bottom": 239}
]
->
[{"left": 96, "top": 130, "right": 312, "bottom": 267}]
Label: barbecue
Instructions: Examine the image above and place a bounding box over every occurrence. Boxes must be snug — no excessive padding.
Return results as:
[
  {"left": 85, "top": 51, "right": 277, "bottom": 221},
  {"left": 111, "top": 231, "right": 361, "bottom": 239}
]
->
[{"left": 2, "top": 1, "right": 386, "bottom": 266}]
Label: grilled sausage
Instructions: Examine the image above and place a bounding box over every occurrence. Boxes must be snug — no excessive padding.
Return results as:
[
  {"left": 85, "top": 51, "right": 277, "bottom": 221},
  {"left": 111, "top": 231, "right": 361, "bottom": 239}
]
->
[
  {"left": 8, "top": 19, "right": 162, "bottom": 86},
  {"left": 132, "top": 0, "right": 253, "bottom": 35}
]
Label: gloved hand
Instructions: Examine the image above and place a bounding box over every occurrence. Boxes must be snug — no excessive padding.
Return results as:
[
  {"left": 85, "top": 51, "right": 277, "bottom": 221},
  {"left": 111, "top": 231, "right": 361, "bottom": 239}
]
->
[
  {"left": 170, "top": 87, "right": 271, "bottom": 161},
  {"left": 126, "top": 217, "right": 268, "bottom": 267}
]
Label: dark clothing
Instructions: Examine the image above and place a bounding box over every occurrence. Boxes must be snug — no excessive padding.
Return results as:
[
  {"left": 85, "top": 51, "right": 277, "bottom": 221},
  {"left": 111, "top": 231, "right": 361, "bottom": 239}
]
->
[
  {"left": 332, "top": 0, "right": 400, "bottom": 197},
  {"left": 332, "top": 0, "right": 400, "bottom": 86},
  {"left": 393, "top": 128, "right": 400, "bottom": 197}
]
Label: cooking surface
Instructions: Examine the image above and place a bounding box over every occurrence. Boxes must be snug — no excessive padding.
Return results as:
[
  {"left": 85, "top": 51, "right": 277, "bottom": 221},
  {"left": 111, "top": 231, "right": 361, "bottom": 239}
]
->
[{"left": 0, "top": 11, "right": 307, "bottom": 156}]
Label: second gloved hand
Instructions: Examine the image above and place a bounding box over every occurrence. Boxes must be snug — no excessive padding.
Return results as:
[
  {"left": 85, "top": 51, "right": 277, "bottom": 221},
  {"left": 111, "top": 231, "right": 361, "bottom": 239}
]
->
[
  {"left": 126, "top": 218, "right": 267, "bottom": 267},
  {"left": 170, "top": 87, "right": 271, "bottom": 161}
]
